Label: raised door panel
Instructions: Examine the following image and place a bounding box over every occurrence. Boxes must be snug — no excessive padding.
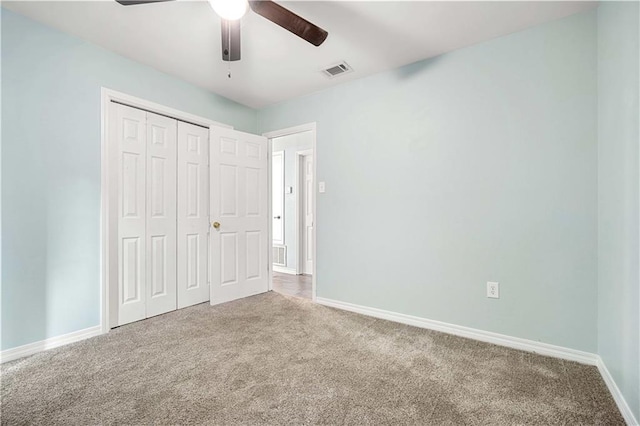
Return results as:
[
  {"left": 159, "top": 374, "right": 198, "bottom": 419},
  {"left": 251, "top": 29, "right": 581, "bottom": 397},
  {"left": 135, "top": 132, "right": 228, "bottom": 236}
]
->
[
  {"left": 246, "top": 231, "right": 261, "bottom": 280},
  {"left": 150, "top": 236, "right": 167, "bottom": 297},
  {"left": 177, "top": 121, "right": 210, "bottom": 308},
  {"left": 122, "top": 237, "right": 142, "bottom": 304},
  {"left": 186, "top": 233, "right": 200, "bottom": 288},
  {"left": 210, "top": 128, "right": 269, "bottom": 305},
  {"left": 221, "top": 232, "right": 238, "bottom": 285},
  {"left": 220, "top": 164, "right": 238, "bottom": 217},
  {"left": 246, "top": 167, "right": 261, "bottom": 217},
  {"left": 146, "top": 112, "right": 177, "bottom": 318}
]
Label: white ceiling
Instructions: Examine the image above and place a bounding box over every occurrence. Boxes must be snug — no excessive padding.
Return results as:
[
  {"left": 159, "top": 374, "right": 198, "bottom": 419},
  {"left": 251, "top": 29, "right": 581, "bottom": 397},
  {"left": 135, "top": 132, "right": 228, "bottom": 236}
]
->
[{"left": 4, "top": 1, "right": 597, "bottom": 108}]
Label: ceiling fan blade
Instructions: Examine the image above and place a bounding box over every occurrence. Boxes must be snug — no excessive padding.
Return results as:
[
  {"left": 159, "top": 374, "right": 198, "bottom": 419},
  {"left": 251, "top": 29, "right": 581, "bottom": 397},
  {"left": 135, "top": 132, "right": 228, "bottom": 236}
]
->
[
  {"left": 115, "top": 0, "right": 174, "bottom": 5},
  {"left": 221, "top": 19, "right": 241, "bottom": 62},
  {"left": 248, "top": 0, "right": 328, "bottom": 47}
]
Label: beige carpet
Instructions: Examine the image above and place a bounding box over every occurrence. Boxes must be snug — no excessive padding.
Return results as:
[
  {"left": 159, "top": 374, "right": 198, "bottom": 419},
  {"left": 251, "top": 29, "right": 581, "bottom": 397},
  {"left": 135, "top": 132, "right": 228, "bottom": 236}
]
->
[{"left": 1, "top": 292, "right": 624, "bottom": 425}]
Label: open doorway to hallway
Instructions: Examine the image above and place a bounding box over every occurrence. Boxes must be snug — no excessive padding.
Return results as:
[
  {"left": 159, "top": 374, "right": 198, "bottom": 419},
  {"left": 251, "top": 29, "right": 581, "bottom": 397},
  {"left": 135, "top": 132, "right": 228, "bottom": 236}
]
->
[
  {"left": 267, "top": 125, "right": 316, "bottom": 300},
  {"left": 272, "top": 272, "right": 312, "bottom": 299}
]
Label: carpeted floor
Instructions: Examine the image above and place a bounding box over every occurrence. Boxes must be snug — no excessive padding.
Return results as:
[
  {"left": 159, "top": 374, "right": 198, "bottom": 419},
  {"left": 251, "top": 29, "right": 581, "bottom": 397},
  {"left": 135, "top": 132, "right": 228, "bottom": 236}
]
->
[{"left": 1, "top": 292, "right": 624, "bottom": 425}]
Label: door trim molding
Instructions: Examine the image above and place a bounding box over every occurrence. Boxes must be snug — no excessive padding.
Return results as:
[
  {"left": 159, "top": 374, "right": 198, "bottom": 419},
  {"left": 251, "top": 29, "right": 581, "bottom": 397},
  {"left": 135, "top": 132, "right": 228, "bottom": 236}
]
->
[
  {"left": 271, "top": 151, "right": 285, "bottom": 246},
  {"left": 100, "top": 88, "right": 232, "bottom": 334},
  {"left": 263, "top": 123, "right": 317, "bottom": 301},
  {"left": 296, "top": 149, "right": 313, "bottom": 276},
  {"left": 263, "top": 123, "right": 317, "bottom": 139}
]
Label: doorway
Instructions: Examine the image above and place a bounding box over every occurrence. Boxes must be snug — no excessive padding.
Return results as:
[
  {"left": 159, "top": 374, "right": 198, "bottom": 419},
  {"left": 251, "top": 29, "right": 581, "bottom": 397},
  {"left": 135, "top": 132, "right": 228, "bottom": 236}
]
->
[{"left": 264, "top": 124, "right": 317, "bottom": 301}]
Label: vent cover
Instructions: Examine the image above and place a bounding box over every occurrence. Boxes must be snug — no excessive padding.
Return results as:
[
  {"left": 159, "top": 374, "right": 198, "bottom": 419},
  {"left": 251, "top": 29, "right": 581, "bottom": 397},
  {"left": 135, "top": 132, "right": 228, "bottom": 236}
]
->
[
  {"left": 322, "top": 61, "right": 353, "bottom": 78},
  {"left": 272, "top": 245, "right": 287, "bottom": 266}
]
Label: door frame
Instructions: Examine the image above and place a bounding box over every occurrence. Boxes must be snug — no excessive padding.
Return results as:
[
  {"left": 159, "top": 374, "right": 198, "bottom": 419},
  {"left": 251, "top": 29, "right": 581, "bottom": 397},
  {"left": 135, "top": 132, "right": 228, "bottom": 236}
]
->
[
  {"left": 263, "top": 123, "right": 317, "bottom": 301},
  {"left": 100, "top": 88, "right": 232, "bottom": 334},
  {"left": 271, "top": 151, "right": 285, "bottom": 246},
  {"left": 295, "top": 149, "right": 313, "bottom": 275}
]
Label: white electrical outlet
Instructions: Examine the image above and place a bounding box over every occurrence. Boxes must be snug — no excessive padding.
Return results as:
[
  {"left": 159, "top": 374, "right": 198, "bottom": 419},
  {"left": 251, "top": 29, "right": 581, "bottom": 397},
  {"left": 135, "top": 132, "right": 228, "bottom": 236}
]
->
[
  {"left": 487, "top": 282, "right": 500, "bottom": 299},
  {"left": 318, "top": 182, "right": 326, "bottom": 193}
]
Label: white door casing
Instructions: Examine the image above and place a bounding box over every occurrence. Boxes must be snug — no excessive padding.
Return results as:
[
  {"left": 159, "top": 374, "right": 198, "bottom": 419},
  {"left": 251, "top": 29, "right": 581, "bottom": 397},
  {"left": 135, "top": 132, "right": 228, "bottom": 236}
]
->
[
  {"left": 114, "top": 103, "right": 147, "bottom": 326},
  {"left": 302, "top": 153, "right": 314, "bottom": 275},
  {"left": 272, "top": 151, "right": 284, "bottom": 245},
  {"left": 177, "top": 121, "right": 210, "bottom": 308},
  {"left": 210, "top": 127, "right": 269, "bottom": 305},
  {"left": 145, "top": 112, "right": 178, "bottom": 318}
]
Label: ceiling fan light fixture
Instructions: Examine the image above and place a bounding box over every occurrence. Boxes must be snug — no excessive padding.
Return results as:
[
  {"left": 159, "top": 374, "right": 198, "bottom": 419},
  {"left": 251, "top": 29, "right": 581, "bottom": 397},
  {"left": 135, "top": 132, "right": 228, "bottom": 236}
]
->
[{"left": 209, "top": 0, "right": 248, "bottom": 21}]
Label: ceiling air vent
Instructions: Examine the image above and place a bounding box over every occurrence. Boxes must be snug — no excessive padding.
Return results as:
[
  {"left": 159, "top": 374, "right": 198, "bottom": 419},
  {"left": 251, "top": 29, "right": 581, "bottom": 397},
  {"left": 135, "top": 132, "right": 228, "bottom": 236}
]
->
[{"left": 322, "top": 62, "right": 353, "bottom": 78}]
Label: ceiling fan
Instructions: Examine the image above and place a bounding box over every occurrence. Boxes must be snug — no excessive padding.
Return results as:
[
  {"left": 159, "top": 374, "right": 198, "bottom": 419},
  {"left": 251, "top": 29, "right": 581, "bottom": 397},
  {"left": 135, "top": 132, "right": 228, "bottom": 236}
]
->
[{"left": 115, "top": 0, "right": 328, "bottom": 62}]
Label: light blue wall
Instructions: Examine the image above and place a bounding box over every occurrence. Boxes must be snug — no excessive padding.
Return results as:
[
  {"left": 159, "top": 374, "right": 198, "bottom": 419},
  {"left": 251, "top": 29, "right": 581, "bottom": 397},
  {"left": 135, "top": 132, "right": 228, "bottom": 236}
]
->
[
  {"left": 4, "top": 3, "right": 638, "bottom": 414},
  {"left": 1, "top": 9, "right": 257, "bottom": 350},
  {"left": 259, "top": 10, "right": 599, "bottom": 352},
  {"left": 272, "top": 132, "right": 313, "bottom": 271},
  {"left": 597, "top": 1, "right": 640, "bottom": 420}
]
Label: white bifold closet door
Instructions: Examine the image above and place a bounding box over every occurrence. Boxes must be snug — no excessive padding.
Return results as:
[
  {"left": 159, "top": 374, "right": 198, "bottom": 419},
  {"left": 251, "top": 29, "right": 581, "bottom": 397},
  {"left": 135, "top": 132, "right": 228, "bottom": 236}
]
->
[
  {"left": 112, "top": 102, "right": 209, "bottom": 327},
  {"left": 177, "top": 122, "right": 210, "bottom": 308}
]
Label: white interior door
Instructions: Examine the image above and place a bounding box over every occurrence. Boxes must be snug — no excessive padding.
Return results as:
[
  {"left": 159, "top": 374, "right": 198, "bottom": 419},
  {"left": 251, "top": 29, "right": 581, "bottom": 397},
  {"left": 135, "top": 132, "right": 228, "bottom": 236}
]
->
[
  {"left": 210, "top": 127, "right": 269, "bottom": 305},
  {"left": 177, "top": 121, "right": 210, "bottom": 308},
  {"left": 301, "top": 153, "right": 314, "bottom": 275},
  {"left": 114, "top": 103, "right": 147, "bottom": 326},
  {"left": 145, "top": 112, "right": 178, "bottom": 317},
  {"left": 272, "top": 151, "right": 284, "bottom": 245}
]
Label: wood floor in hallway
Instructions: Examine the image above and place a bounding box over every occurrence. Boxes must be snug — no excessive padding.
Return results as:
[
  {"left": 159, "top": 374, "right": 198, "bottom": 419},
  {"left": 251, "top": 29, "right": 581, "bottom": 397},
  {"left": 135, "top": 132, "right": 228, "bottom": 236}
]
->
[{"left": 272, "top": 271, "right": 312, "bottom": 300}]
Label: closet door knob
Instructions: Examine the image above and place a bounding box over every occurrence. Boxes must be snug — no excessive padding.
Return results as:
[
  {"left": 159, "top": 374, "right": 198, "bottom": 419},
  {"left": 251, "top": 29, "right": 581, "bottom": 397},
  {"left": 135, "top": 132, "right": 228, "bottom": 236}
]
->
[{"left": 212, "top": 221, "right": 221, "bottom": 229}]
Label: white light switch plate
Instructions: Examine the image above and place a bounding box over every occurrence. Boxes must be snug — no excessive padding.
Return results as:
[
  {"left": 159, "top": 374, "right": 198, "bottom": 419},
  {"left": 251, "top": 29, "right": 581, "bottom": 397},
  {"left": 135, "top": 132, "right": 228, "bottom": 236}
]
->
[
  {"left": 318, "top": 182, "right": 326, "bottom": 193},
  {"left": 487, "top": 282, "right": 499, "bottom": 299}
]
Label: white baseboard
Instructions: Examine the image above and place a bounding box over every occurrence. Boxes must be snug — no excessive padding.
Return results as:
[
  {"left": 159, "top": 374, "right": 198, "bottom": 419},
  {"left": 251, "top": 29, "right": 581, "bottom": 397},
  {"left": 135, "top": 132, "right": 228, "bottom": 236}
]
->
[
  {"left": 1, "top": 325, "right": 103, "bottom": 364},
  {"left": 273, "top": 266, "right": 297, "bottom": 275},
  {"left": 597, "top": 357, "right": 639, "bottom": 426},
  {"left": 316, "top": 297, "right": 638, "bottom": 424},
  {"left": 316, "top": 297, "right": 598, "bottom": 364},
  {"left": 2, "top": 299, "right": 636, "bottom": 425}
]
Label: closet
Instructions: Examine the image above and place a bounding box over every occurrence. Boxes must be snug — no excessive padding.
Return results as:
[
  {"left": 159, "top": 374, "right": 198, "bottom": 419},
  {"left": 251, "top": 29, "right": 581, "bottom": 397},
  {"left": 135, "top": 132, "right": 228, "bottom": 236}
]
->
[{"left": 109, "top": 102, "right": 210, "bottom": 327}]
